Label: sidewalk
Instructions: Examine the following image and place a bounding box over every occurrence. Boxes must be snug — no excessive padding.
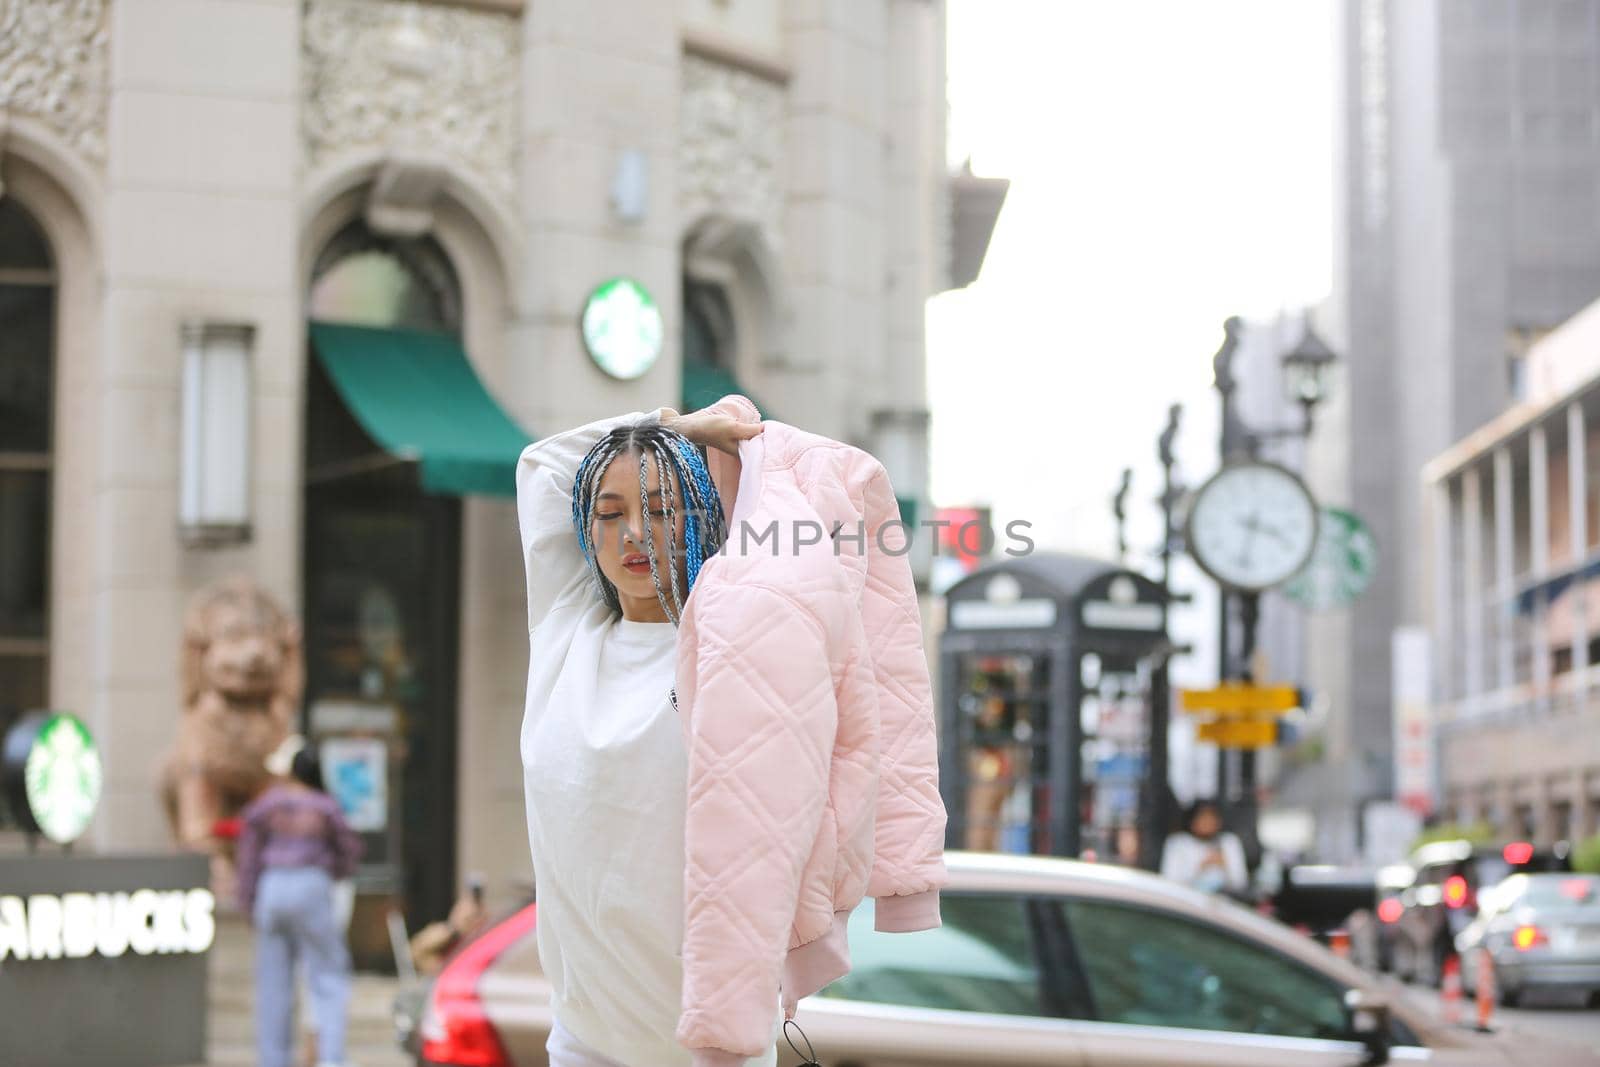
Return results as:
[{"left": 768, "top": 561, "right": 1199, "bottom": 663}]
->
[{"left": 204, "top": 912, "right": 412, "bottom": 1067}]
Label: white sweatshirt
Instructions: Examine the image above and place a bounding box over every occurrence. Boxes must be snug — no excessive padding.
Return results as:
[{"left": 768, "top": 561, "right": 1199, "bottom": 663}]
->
[{"left": 516, "top": 413, "right": 778, "bottom": 1067}]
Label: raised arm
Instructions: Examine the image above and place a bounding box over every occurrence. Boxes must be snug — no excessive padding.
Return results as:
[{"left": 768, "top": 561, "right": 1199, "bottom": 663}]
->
[{"left": 516, "top": 411, "right": 658, "bottom": 630}]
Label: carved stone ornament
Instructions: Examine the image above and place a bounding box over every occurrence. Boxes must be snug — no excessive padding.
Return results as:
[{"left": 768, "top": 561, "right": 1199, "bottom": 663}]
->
[
  {"left": 0, "top": 0, "right": 109, "bottom": 162},
  {"left": 303, "top": 0, "right": 519, "bottom": 203},
  {"left": 680, "top": 53, "right": 784, "bottom": 243}
]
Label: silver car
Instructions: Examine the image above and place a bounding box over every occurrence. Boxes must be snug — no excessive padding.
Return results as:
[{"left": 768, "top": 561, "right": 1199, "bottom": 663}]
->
[
  {"left": 1456, "top": 872, "right": 1600, "bottom": 1008},
  {"left": 411, "top": 851, "right": 1600, "bottom": 1066}
]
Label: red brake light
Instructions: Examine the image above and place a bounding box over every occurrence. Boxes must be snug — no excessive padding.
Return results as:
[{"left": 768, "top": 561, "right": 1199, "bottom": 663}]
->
[
  {"left": 1512, "top": 924, "right": 1548, "bottom": 951},
  {"left": 1503, "top": 841, "right": 1534, "bottom": 865},
  {"left": 1377, "top": 898, "right": 1403, "bottom": 924},
  {"left": 1444, "top": 875, "right": 1470, "bottom": 909},
  {"left": 420, "top": 904, "right": 537, "bottom": 1067}
]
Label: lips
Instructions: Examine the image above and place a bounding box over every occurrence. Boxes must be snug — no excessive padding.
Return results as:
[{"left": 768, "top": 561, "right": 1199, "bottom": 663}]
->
[{"left": 622, "top": 553, "right": 650, "bottom": 573}]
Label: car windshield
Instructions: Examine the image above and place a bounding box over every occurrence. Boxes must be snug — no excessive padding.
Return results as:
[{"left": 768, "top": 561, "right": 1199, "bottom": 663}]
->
[{"left": 1471, "top": 856, "right": 1512, "bottom": 886}]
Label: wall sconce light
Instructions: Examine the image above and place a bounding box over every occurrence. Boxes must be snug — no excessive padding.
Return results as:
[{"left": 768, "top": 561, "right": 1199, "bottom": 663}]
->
[
  {"left": 611, "top": 148, "right": 649, "bottom": 224},
  {"left": 179, "top": 321, "right": 253, "bottom": 546}
]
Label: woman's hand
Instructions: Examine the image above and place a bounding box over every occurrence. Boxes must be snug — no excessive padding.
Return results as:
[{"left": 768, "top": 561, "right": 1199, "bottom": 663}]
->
[{"left": 662, "top": 406, "right": 763, "bottom": 457}]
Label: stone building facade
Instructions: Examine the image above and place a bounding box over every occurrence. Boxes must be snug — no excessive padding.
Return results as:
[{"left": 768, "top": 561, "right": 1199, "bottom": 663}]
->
[{"left": 0, "top": 0, "right": 965, "bottom": 925}]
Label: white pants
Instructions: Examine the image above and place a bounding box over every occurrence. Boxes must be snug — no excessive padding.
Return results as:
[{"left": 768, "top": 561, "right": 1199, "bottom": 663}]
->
[
  {"left": 546, "top": 1014, "right": 780, "bottom": 1067},
  {"left": 547, "top": 1017, "right": 630, "bottom": 1067}
]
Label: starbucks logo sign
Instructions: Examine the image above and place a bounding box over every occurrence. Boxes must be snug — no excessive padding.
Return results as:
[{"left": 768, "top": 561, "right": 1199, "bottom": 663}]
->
[
  {"left": 581, "top": 277, "right": 663, "bottom": 380},
  {"left": 3, "top": 712, "right": 103, "bottom": 845}
]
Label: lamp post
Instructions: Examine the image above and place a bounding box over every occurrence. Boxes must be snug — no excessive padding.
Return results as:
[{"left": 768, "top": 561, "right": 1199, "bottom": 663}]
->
[
  {"left": 1138, "top": 403, "right": 1186, "bottom": 871},
  {"left": 1209, "top": 314, "right": 1337, "bottom": 841}
]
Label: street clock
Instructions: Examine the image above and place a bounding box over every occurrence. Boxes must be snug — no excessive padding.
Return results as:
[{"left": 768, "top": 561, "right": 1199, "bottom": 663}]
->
[{"left": 1185, "top": 460, "right": 1319, "bottom": 592}]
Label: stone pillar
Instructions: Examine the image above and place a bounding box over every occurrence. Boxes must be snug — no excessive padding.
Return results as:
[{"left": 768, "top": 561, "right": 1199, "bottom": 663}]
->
[
  {"left": 782, "top": 0, "right": 891, "bottom": 442},
  {"left": 94, "top": 0, "right": 303, "bottom": 850},
  {"left": 1570, "top": 402, "right": 1589, "bottom": 704},
  {"left": 511, "top": 0, "right": 682, "bottom": 433},
  {"left": 1493, "top": 448, "right": 1514, "bottom": 692},
  {"left": 1531, "top": 425, "right": 1551, "bottom": 696},
  {"left": 1462, "top": 466, "right": 1486, "bottom": 699}
]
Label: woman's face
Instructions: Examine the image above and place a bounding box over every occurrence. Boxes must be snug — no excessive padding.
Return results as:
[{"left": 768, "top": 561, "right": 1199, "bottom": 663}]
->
[
  {"left": 1190, "top": 805, "right": 1222, "bottom": 839},
  {"left": 590, "top": 450, "right": 689, "bottom": 621}
]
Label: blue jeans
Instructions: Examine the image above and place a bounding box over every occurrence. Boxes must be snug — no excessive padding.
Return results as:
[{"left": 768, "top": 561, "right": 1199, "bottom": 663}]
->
[{"left": 254, "top": 866, "right": 351, "bottom": 1067}]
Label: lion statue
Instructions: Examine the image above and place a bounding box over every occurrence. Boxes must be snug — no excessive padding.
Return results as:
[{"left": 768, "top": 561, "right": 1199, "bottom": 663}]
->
[{"left": 160, "top": 577, "right": 303, "bottom": 900}]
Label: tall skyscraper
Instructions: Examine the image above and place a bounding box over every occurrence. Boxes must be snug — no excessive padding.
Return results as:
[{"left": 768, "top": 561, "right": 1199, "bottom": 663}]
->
[{"left": 1309, "top": 0, "right": 1600, "bottom": 856}]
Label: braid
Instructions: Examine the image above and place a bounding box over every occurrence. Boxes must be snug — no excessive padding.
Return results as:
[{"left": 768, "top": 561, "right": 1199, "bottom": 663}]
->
[{"left": 570, "top": 420, "right": 727, "bottom": 624}]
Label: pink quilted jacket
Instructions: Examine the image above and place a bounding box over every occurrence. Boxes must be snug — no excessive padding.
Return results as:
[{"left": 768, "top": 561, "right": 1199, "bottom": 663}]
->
[{"left": 674, "top": 396, "right": 948, "bottom": 1066}]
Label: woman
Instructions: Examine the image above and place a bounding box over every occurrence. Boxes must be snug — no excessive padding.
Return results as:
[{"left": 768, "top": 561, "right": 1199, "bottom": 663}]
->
[
  {"left": 237, "top": 744, "right": 363, "bottom": 1067},
  {"left": 1160, "top": 799, "right": 1248, "bottom": 895},
  {"left": 517, "top": 406, "right": 770, "bottom": 1067}
]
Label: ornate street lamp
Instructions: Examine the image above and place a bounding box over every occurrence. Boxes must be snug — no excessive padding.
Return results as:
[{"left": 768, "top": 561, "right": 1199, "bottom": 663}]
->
[{"left": 1281, "top": 317, "right": 1339, "bottom": 433}]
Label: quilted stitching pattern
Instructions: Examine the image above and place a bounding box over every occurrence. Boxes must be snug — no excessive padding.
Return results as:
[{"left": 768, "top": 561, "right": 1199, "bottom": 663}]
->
[{"left": 675, "top": 414, "right": 948, "bottom": 1059}]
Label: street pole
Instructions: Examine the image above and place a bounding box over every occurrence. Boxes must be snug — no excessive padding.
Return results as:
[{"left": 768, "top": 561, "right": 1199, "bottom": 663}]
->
[
  {"left": 1139, "top": 404, "right": 1182, "bottom": 871},
  {"left": 1212, "top": 318, "right": 1243, "bottom": 813}
]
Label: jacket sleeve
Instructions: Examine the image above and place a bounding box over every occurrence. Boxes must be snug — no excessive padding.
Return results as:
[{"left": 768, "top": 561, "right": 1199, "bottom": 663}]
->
[
  {"left": 699, "top": 394, "right": 762, "bottom": 516},
  {"left": 515, "top": 411, "right": 656, "bottom": 632},
  {"left": 860, "top": 465, "right": 948, "bottom": 932},
  {"left": 676, "top": 581, "right": 837, "bottom": 1064}
]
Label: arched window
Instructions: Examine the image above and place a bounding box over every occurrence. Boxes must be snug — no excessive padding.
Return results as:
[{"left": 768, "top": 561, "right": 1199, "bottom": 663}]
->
[
  {"left": 309, "top": 220, "right": 461, "bottom": 333},
  {"left": 683, "top": 276, "right": 736, "bottom": 370},
  {"left": 0, "top": 198, "right": 56, "bottom": 732}
]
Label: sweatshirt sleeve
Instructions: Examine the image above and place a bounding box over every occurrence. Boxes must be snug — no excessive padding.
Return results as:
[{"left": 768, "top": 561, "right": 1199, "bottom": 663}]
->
[
  {"left": 859, "top": 465, "right": 948, "bottom": 930},
  {"left": 515, "top": 411, "right": 656, "bottom": 631},
  {"left": 327, "top": 802, "right": 365, "bottom": 880},
  {"left": 235, "top": 803, "right": 265, "bottom": 916},
  {"left": 676, "top": 582, "right": 836, "bottom": 1063}
]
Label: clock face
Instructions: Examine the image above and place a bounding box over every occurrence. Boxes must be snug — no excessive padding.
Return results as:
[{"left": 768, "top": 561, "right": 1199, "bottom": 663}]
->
[
  {"left": 1186, "top": 461, "right": 1319, "bottom": 591},
  {"left": 581, "top": 277, "right": 663, "bottom": 380}
]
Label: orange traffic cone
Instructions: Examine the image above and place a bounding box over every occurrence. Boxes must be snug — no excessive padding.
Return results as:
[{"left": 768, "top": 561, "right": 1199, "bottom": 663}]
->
[
  {"left": 1329, "top": 929, "right": 1351, "bottom": 960},
  {"left": 1440, "top": 954, "right": 1463, "bottom": 1025},
  {"left": 1475, "top": 947, "right": 1495, "bottom": 1031}
]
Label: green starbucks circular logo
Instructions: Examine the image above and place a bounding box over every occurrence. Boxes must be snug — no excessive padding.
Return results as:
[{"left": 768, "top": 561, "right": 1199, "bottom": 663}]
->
[
  {"left": 581, "top": 277, "right": 663, "bottom": 380},
  {"left": 1283, "top": 506, "right": 1377, "bottom": 610},
  {"left": 23, "top": 713, "right": 103, "bottom": 844}
]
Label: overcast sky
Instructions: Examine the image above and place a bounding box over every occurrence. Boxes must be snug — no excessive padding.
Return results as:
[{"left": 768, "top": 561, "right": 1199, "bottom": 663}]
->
[{"left": 930, "top": 0, "right": 1336, "bottom": 565}]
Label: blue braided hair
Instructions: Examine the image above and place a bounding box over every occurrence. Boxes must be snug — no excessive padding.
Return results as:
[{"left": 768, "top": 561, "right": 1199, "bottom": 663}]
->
[{"left": 570, "top": 421, "right": 727, "bottom": 624}]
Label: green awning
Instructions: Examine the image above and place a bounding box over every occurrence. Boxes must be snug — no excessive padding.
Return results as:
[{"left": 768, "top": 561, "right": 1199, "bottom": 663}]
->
[
  {"left": 682, "top": 361, "right": 769, "bottom": 419},
  {"left": 308, "top": 322, "right": 532, "bottom": 497}
]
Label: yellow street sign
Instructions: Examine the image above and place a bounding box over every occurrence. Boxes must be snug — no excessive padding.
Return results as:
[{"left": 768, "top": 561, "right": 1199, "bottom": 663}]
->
[
  {"left": 1180, "top": 683, "right": 1300, "bottom": 716},
  {"left": 1196, "top": 719, "right": 1278, "bottom": 749}
]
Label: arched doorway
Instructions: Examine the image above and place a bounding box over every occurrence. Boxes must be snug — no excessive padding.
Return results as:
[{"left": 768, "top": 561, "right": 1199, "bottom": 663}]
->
[
  {"left": 0, "top": 198, "right": 56, "bottom": 750},
  {"left": 304, "top": 220, "right": 464, "bottom": 940}
]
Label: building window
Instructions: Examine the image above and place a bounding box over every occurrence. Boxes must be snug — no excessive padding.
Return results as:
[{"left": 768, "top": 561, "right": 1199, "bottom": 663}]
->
[
  {"left": 0, "top": 198, "right": 55, "bottom": 754},
  {"left": 308, "top": 221, "right": 461, "bottom": 334}
]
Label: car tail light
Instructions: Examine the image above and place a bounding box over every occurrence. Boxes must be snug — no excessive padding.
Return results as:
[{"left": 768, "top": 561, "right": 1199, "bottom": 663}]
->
[
  {"left": 420, "top": 904, "right": 538, "bottom": 1067},
  {"left": 1503, "top": 841, "right": 1534, "bottom": 866},
  {"left": 1560, "top": 878, "right": 1596, "bottom": 903},
  {"left": 1377, "top": 898, "right": 1403, "bottom": 924},
  {"left": 1443, "top": 875, "right": 1471, "bottom": 909},
  {"left": 1512, "top": 924, "right": 1548, "bottom": 951}
]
